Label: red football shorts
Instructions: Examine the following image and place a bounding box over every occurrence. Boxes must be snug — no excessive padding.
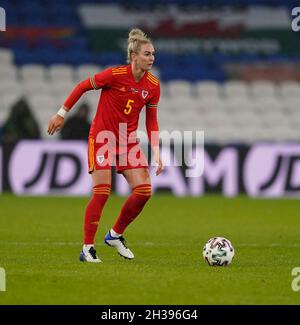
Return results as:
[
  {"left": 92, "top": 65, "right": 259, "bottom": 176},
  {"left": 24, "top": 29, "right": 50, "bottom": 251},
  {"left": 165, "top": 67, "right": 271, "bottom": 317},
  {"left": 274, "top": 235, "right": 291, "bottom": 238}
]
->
[{"left": 88, "top": 138, "right": 148, "bottom": 174}]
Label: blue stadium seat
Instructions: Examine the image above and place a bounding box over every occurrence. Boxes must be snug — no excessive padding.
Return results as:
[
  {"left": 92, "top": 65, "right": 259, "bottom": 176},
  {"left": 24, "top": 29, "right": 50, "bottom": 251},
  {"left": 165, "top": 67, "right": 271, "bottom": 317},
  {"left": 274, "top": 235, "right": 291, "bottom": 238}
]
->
[
  {"left": 14, "top": 49, "right": 36, "bottom": 65},
  {"left": 64, "top": 49, "right": 93, "bottom": 65},
  {"left": 94, "top": 52, "right": 124, "bottom": 66}
]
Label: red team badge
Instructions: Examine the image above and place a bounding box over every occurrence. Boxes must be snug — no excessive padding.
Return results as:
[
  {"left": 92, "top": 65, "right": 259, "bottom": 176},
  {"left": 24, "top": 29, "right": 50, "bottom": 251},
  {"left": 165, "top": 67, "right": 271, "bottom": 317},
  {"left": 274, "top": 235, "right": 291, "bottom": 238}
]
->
[{"left": 141, "top": 90, "right": 148, "bottom": 99}]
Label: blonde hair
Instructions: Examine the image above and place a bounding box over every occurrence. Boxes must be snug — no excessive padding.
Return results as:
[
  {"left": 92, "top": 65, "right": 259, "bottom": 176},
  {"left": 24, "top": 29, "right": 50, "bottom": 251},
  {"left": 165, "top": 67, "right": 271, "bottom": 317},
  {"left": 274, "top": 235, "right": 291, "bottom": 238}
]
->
[{"left": 127, "top": 28, "right": 151, "bottom": 63}]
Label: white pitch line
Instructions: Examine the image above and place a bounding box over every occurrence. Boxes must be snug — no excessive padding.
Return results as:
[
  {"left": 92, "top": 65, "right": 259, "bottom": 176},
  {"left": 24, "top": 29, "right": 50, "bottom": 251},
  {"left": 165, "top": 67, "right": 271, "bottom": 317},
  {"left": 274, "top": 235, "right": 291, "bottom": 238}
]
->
[{"left": 0, "top": 241, "right": 300, "bottom": 248}]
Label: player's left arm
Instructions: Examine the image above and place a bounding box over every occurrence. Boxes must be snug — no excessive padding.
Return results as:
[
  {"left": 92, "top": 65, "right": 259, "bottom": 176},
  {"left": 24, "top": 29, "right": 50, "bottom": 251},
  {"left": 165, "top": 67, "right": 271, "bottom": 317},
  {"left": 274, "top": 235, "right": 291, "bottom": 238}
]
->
[{"left": 146, "top": 84, "right": 163, "bottom": 176}]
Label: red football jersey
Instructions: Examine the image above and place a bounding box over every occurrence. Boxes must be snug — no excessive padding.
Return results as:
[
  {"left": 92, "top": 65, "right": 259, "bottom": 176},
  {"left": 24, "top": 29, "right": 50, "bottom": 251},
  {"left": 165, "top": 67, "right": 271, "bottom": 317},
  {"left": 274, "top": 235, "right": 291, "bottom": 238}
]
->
[{"left": 89, "top": 65, "right": 160, "bottom": 149}]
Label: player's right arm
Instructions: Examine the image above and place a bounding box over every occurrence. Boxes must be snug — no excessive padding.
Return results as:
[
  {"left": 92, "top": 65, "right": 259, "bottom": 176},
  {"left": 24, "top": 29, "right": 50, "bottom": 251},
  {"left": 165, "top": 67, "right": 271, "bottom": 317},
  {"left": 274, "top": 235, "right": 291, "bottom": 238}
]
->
[{"left": 48, "top": 68, "right": 113, "bottom": 135}]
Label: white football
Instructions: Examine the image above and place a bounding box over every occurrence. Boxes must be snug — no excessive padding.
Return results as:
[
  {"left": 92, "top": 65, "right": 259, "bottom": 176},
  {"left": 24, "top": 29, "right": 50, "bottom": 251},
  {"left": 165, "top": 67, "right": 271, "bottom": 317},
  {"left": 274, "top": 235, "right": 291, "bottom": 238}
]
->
[{"left": 203, "top": 237, "right": 235, "bottom": 266}]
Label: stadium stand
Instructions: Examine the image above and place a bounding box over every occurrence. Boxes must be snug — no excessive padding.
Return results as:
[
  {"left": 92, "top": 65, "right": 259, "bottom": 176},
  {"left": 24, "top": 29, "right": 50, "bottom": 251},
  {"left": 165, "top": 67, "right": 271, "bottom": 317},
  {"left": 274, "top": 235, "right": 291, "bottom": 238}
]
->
[{"left": 0, "top": 0, "right": 300, "bottom": 143}]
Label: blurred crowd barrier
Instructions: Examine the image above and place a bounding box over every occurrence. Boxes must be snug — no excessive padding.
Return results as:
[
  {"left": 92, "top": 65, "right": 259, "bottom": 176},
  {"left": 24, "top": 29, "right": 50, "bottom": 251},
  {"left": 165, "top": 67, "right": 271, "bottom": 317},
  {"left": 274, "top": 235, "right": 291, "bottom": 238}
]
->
[{"left": 1, "top": 140, "right": 300, "bottom": 198}]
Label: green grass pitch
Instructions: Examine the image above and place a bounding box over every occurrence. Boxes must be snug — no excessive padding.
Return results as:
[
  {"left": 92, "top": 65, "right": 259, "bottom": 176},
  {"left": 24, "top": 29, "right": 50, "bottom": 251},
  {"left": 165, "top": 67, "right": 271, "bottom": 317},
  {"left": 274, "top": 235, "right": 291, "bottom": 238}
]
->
[{"left": 0, "top": 194, "right": 300, "bottom": 305}]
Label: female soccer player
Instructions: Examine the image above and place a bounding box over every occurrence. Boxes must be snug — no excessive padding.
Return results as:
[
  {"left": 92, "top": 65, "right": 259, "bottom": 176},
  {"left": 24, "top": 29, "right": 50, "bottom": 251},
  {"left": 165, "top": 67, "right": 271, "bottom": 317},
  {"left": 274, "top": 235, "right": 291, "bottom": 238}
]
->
[{"left": 48, "top": 28, "right": 163, "bottom": 262}]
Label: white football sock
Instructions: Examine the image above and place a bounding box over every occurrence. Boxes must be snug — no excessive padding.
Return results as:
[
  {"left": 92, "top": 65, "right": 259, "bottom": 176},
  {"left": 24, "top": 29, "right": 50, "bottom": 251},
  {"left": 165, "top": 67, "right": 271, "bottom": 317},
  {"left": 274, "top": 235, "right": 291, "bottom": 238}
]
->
[
  {"left": 83, "top": 244, "right": 94, "bottom": 252},
  {"left": 110, "top": 229, "right": 121, "bottom": 238}
]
